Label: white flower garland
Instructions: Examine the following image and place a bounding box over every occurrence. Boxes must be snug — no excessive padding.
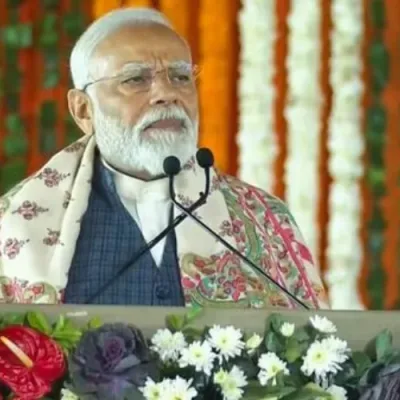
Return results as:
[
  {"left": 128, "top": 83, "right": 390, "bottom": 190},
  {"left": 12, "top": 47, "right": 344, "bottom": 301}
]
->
[
  {"left": 237, "top": 0, "right": 277, "bottom": 192},
  {"left": 284, "top": 0, "right": 323, "bottom": 261},
  {"left": 326, "top": 0, "right": 365, "bottom": 309}
]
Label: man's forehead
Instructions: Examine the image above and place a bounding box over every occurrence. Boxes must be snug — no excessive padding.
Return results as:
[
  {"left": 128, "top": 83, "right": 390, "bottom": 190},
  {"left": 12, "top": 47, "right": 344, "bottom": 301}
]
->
[{"left": 91, "top": 24, "right": 192, "bottom": 78}]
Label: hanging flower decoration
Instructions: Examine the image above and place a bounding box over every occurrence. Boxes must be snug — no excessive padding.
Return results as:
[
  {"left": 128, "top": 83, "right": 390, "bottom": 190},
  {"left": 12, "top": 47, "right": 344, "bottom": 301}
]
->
[
  {"left": 325, "top": 0, "right": 365, "bottom": 309},
  {"left": 284, "top": 0, "right": 322, "bottom": 260},
  {"left": 237, "top": 0, "right": 278, "bottom": 192}
]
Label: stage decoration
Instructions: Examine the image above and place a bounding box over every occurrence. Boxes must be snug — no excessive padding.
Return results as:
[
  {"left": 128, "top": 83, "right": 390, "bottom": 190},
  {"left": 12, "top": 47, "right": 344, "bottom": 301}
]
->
[
  {"left": 365, "top": 0, "right": 388, "bottom": 309},
  {"left": 198, "top": 0, "right": 238, "bottom": 174},
  {"left": 159, "top": 0, "right": 191, "bottom": 39},
  {"left": 284, "top": 0, "right": 322, "bottom": 260},
  {"left": 0, "top": 0, "right": 87, "bottom": 193},
  {"left": 325, "top": 0, "right": 365, "bottom": 310},
  {"left": 0, "top": 309, "right": 397, "bottom": 399},
  {"left": 237, "top": 0, "right": 277, "bottom": 192},
  {"left": 0, "top": 2, "right": 30, "bottom": 194}
]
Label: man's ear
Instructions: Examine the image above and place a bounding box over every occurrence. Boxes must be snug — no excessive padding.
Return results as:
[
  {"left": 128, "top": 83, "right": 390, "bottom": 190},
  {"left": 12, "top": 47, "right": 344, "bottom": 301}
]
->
[{"left": 67, "top": 89, "right": 94, "bottom": 136}]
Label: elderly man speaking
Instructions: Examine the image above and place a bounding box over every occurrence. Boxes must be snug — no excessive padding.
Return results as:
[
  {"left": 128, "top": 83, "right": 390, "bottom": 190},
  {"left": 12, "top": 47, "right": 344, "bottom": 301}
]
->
[{"left": 0, "top": 8, "right": 328, "bottom": 309}]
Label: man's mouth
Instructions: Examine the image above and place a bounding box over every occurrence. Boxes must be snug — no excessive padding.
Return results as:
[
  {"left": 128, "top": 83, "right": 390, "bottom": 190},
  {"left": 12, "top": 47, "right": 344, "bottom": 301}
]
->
[{"left": 144, "top": 118, "right": 185, "bottom": 131}]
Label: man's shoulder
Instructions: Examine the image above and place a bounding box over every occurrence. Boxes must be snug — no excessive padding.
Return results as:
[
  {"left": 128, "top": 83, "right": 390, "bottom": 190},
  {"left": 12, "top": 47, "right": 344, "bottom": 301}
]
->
[{"left": 218, "top": 172, "right": 296, "bottom": 223}]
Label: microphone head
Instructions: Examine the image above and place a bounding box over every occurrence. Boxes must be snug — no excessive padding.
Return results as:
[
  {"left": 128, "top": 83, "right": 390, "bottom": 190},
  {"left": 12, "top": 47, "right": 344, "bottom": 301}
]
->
[
  {"left": 196, "top": 148, "right": 214, "bottom": 168},
  {"left": 163, "top": 156, "right": 181, "bottom": 176}
]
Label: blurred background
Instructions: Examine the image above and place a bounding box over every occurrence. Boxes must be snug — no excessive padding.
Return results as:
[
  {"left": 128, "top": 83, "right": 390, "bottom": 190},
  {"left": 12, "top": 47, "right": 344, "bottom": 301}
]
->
[{"left": 0, "top": 0, "right": 399, "bottom": 310}]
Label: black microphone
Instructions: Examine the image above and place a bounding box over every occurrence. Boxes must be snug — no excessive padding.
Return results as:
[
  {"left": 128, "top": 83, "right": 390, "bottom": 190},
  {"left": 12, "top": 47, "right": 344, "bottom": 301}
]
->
[
  {"left": 165, "top": 150, "right": 310, "bottom": 310},
  {"left": 84, "top": 155, "right": 209, "bottom": 304}
]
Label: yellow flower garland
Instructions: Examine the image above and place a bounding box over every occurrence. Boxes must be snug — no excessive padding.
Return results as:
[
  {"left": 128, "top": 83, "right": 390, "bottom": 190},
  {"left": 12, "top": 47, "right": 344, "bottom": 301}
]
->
[{"left": 198, "top": 0, "right": 238, "bottom": 173}]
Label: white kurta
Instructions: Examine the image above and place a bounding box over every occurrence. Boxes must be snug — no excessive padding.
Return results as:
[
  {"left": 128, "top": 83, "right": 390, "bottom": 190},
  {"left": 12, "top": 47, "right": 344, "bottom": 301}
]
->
[{"left": 102, "top": 159, "right": 170, "bottom": 267}]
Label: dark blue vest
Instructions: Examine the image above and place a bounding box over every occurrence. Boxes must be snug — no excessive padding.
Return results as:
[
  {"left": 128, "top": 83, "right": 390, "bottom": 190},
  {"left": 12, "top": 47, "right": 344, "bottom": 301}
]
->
[{"left": 63, "top": 157, "right": 185, "bottom": 306}]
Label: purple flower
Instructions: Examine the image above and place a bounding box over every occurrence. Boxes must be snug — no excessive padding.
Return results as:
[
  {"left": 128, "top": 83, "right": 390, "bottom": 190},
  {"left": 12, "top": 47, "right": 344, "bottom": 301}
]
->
[
  {"left": 360, "top": 364, "right": 400, "bottom": 400},
  {"left": 69, "top": 323, "right": 158, "bottom": 400}
]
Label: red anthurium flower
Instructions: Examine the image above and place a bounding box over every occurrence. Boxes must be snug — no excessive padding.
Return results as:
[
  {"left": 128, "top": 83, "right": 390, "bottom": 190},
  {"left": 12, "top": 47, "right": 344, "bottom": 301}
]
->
[{"left": 0, "top": 326, "right": 65, "bottom": 400}]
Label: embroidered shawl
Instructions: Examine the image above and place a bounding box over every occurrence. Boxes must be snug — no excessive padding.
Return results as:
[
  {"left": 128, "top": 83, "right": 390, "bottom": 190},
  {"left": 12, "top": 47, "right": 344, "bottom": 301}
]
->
[{"left": 0, "top": 135, "right": 329, "bottom": 309}]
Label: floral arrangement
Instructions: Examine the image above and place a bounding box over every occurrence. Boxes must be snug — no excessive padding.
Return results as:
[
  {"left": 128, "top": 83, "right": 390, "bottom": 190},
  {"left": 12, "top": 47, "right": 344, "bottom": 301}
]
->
[
  {"left": 284, "top": 0, "right": 322, "bottom": 259},
  {"left": 0, "top": 309, "right": 397, "bottom": 400},
  {"left": 237, "top": 0, "right": 278, "bottom": 192},
  {"left": 325, "top": 0, "right": 365, "bottom": 309}
]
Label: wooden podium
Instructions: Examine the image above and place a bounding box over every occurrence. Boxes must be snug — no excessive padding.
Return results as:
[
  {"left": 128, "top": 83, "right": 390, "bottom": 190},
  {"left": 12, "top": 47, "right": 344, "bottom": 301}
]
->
[{"left": 2, "top": 304, "right": 400, "bottom": 350}]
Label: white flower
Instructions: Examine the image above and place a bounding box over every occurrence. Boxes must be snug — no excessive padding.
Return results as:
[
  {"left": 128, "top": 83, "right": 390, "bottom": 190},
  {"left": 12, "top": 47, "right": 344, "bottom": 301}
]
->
[
  {"left": 280, "top": 322, "right": 295, "bottom": 337},
  {"left": 60, "top": 389, "right": 79, "bottom": 400},
  {"left": 214, "top": 365, "right": 248, "bottom": 400},
  {"left": 324, "top": 336, "right": 350, "bottom": 363},
  {"left": 208, "top": 325, "right": 245, "bottom": 361},
  {"left": 310, "top": 315, "right": 337, "bottom": 334},
  {"left": 257, "top": 352, "right": 289, "bottom": 386},
  {"left": 301, "top": 337, "right": 350, "bottom": 386},
  {"left": 327, "top": 384, "right": 347, "bottom": 400},
  {"left": 140, "top": 377, "right": 165, "bottom": 400},
  {"left": 163, "top": 377, "right": 198, "bottom": 400},
  {"left": 179, "top": 340, "right": 216, "bottom": 376},
  {"left": 150, "top": 329, "right": 187, "bottom": 362},
  {"left": 245, "top": 333, "right": 262, "bottom": 353}
]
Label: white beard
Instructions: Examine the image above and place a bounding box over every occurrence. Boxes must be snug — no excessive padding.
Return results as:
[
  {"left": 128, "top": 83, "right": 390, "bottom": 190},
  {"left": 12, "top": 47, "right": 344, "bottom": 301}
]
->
[{"left": 93, "top": 104, "right": 198, "bottom": 177}]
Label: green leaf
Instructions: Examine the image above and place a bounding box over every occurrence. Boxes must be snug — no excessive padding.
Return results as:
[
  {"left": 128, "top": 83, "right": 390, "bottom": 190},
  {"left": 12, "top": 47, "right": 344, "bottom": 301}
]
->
[
  {"left": 26, "top": 311, "right": 52, "bottom": 335},
  {"left": 184, "top": 304, "right": 203, "bottom": 324},
  {"left": 42, "top": 0, "right": 59, "bottom": 8},
  {"left": 265, "top": 313, "right": 285, "bottom": 333},
  {"left": 376, "top": 329, "right": 393, "bottom": 360},
  {"left": 352, "top": 351, "right": 372, "bottom": 377},
  {"left": 5, "top": 114, "right": 24, "bottom": 135},
  {"left": 371, "top": 0, "right": 385, "bottom": 28},
  {"left": 366, "top": 329, "right": 392, "bottom": 361},
  {"left": 284, "top": 337, "right": 303, "bottom": 363},
  {"left": 181, "top": 326, "right": 203, "bottom": 341},
  {"left": 293, "top": 327, "right": 309, "bottom": 343},
  {"left": 53, "top": 315, "right": 66, "bottom": 332},
  {"left": 165, "top": 314, "right": 185, "bottom": 332},
  {"left": 2, "top": 24, "right": 33, "bottom": 48},
  {"left": 87, "top": 316, "right": 102, "bottom": 330},
  {"left": 281, "top": 383, "right": 331, "bottom": 400},
  {"left": 62, "top": 12, "right": 85, "bottom": 38},
  {"left": 264, "top": 331, "right": 284, "bottom": 354},
  {"left": 0, "top": 159, "right": 27, "bottom": 193},
  {"left": 43, "top": 70, "right": 59, "bottom": 88},
  {"left": 3, "top": 133, "right": 29, "bottom": 157},
  {"left": 243, "top": 380, "right": 297, "bottom": 400},
  {"left": 0, "top": 313, "right": 25, "bottom": 328}
]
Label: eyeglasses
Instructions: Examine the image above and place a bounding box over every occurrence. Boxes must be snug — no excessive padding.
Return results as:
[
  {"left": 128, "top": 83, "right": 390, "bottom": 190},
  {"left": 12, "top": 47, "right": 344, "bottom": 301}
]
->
[{"left": 81, "top": 63, "right": 201, "bottom": 93}]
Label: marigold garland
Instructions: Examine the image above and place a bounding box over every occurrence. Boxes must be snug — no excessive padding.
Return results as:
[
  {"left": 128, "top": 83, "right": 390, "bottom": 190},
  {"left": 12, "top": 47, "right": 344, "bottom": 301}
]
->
[
  {"left": 93, "top": 0, "right": 120, "bottom": 19},
  {"left": 198, "top": 0, "right": 237, "bottom": 173},
  {"left": 159, "top": 0, "right": 191, "bottom": 39}
]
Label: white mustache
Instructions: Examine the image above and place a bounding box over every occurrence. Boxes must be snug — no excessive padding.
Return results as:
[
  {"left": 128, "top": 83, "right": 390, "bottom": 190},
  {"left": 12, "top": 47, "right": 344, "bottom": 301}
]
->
[{"left": 135, "top": 106, "right": 192, "bottom": 132}]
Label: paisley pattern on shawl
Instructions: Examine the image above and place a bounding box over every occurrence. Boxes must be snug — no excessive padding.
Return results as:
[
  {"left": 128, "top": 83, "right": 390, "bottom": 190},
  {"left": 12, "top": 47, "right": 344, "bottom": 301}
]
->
[{"left": 0, "top": 135, "right": 328, "bottom": 309}]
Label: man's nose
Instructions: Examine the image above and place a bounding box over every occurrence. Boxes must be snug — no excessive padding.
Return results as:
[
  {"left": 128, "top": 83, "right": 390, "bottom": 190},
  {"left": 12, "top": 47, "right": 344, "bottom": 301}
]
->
[{"left": 148, "top": 74, "right": 178, "bottom": 106}]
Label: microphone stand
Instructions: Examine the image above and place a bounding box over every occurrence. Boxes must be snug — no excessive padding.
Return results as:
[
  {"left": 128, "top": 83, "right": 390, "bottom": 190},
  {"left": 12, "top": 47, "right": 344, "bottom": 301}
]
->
[
  {"left": 168, "top": 169, "right": 310, "bottom": 310},
  {"left": 84, "top": 188, "right": 208, "bottom": 304}
]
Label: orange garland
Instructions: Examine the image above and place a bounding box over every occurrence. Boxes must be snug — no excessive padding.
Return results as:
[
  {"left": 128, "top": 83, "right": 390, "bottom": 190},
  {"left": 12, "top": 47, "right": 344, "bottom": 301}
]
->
[
  {"left": 159, "top": 0, "right": 191, "bottom": 39},
  {"left": 123, "top": 0, "right": 153, "bottom": 8},
  {"left": 198, "top": 0, "right": 238, "bottom": 174},
  {"left": 273, "top": 0, "right": 289, "bottom": 200},
  {"left": 93, "top": 0, "right": 121, "bottom": 19},
  {"left": 382, "top": 0, "right": 400, "bottom": 308}
]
